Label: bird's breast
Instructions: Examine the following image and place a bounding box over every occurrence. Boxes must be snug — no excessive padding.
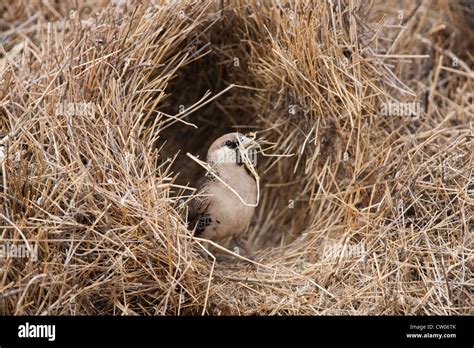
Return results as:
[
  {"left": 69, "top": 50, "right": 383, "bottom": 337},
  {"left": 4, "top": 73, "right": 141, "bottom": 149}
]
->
[{"left": 204, "top": 169, "right": 257, "bottom": 240}]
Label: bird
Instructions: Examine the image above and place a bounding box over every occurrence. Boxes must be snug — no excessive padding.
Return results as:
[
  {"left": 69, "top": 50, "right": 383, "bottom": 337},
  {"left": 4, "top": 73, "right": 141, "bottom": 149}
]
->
[{"left": 187, "top": 132, "right": 258, "bottom": 259}]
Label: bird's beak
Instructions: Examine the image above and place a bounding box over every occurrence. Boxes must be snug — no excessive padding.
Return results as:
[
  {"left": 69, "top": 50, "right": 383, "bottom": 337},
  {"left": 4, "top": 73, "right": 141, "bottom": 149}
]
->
[
  {"left": 238, "top": 134, "right": 257, "bottom": 148},
  {"left": 236, "top": 134, "right": 259, "bottom": 168}
]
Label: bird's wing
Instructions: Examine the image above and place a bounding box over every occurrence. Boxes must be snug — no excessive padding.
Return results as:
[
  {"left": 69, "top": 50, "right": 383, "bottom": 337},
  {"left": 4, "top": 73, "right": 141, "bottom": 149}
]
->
[{"left": 187, "top": 175, "right": 214, "bottom": 235}]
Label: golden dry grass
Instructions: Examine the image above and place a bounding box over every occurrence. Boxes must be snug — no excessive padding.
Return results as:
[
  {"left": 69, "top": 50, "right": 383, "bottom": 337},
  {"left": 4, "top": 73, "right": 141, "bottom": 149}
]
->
[{"left": 0, "top": 0, "right": 472, "bottom": 315}]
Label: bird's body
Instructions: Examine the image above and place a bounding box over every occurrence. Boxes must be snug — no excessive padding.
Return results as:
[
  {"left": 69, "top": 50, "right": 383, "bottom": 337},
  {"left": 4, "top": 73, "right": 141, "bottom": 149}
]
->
[{"left": 187, "top": 133, "right": 258, "bottom": 253}]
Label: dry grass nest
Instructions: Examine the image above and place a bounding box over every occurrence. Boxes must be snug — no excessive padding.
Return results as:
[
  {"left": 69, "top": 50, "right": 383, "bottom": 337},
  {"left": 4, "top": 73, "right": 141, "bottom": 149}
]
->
[{"left": 0, "top": 0, "right": 472, "bottom": 315}]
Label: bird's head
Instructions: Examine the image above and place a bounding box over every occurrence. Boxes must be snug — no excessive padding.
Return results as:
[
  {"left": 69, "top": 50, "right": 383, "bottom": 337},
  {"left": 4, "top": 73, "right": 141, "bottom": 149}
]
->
[{"left": 207, "top": 132, "right": 258, "bottom": 169}]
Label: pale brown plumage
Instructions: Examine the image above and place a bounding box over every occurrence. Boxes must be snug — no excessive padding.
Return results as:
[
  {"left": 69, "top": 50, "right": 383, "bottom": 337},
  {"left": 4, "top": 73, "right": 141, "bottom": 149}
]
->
[{"left": 187, "top": 133, "right": 258, "bottom": 255}]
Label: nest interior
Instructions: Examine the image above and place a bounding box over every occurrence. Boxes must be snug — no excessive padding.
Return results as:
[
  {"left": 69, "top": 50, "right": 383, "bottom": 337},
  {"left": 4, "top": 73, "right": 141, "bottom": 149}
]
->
[{"left": 0, "top": 0, "right": 472, "bottom": 315}]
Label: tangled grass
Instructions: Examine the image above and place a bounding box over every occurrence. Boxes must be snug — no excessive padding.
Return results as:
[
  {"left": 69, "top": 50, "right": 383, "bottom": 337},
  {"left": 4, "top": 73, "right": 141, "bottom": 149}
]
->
[{"left": 0, "top": 0, "right": 472, "bottom": 315}]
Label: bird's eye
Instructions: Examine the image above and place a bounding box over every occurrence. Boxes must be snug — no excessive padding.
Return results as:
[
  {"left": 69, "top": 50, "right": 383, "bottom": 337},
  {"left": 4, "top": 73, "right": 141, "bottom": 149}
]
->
[{"left": 225, "top": 140, "right": 237, "bottom": 149}]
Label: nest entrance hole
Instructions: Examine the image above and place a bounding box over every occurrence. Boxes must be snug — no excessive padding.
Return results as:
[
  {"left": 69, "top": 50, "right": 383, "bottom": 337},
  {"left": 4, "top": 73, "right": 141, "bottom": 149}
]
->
[{"left": 157, "top": 14, "right": 313, "bottom": 251}]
